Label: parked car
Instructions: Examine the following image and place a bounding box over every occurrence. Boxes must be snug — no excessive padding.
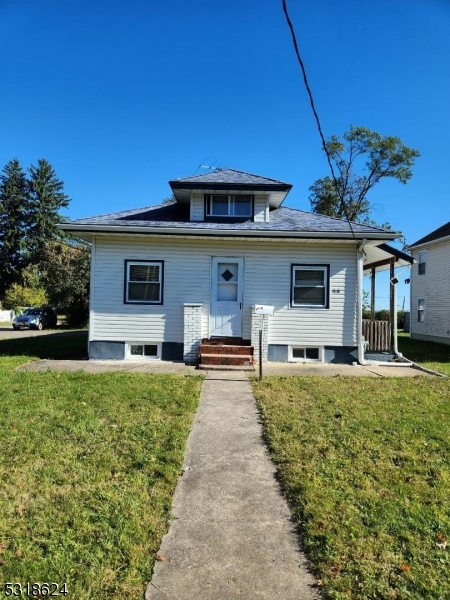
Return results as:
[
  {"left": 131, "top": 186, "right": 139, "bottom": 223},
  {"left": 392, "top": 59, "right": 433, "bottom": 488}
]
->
[{"left": 12, "top": 308, "right": 58, "bottom": 331}]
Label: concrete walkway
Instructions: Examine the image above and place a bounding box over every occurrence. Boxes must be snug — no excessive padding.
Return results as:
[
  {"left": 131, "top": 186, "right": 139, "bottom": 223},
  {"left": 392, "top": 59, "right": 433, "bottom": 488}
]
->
[
  {"left": 17, "top": 359, "right": 430, "bottom": 377},
  {"left": 145, "top": 371, "right": 320, "bottom": 600}
]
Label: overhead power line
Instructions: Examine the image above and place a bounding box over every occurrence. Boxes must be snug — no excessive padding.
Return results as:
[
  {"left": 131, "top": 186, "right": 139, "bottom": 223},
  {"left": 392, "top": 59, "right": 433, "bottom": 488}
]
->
[{"left": 281, "top": 0, "right": 357, "bottom": 241}]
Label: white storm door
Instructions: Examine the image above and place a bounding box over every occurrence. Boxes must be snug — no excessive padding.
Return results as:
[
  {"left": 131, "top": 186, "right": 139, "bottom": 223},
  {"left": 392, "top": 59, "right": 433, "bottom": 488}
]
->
[{"left": 210, "top": 257, "right": 244, "bottom": 337}]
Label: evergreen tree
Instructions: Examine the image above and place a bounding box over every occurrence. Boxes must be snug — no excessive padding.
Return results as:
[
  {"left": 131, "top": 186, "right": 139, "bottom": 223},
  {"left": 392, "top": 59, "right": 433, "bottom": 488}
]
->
[
  {"left": 26, "top": 159, "right": 70, "bottom": 262},
  {"left": 0, "top": 159, "right": 28, "bottom": 298}
]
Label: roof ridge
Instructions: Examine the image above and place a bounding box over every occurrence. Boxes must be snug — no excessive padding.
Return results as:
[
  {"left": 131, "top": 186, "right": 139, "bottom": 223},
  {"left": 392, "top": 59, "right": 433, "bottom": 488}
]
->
[{"left": 171, "top": 168, "right": 290, "bottom": 185}]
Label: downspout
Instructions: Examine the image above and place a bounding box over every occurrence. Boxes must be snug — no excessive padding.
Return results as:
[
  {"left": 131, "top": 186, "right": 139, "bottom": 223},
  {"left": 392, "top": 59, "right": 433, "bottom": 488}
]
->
[
  {"left": 357, "top": 239, "right": 367, "bottom": 365},
  {"left": 393, "top": 278, "right": 399, "bottom": 355}
]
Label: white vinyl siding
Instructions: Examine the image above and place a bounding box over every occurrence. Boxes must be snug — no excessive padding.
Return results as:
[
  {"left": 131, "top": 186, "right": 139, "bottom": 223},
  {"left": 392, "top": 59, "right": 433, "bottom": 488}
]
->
[
  {"left": 190, "top": 193, "right": 204, "bottom": 221},
  {"left": 253, "top": 195, "right": 269, "bottom": 223},
  {"left": 90, "top": 237, "right": 357, "bottom": 346},
  {"left": 411, "top": 240, "right": 450, "bottom": 341}
]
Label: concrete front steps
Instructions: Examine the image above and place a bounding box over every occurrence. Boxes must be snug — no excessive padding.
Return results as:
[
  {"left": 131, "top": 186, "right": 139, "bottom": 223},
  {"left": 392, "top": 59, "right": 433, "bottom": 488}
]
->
[{"left": 198, "top": 337, "right": 254, "bottom": 371}]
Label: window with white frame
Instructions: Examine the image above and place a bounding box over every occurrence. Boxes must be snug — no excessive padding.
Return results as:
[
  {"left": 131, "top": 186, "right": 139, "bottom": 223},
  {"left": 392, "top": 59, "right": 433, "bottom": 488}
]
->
[
  {"left": 206, "top": 194, "right": 253, "bottom": 217},
  {"left": 124, "top": 260, "right": 163, "bottom": 304},
  {"left": 291, "top": 265, "right": 330, "bottom": 308},
  {"left": 127, "top": 342, "right": 160, "bottom": 359},
  {"left": 290, "top": 346, "right": 323, "bottom": 362},
  {"left": 418, "top": 298, "right": 426, "bottom": 322},
  {"left": 418, "top": 251, "right": 426, "bottom": 275}
]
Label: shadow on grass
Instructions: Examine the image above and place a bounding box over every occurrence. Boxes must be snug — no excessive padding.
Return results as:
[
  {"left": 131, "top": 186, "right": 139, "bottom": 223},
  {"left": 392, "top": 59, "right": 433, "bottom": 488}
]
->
[
  {"left": 398, "top": 333, "right": 450, "bottom": 365},
  {"left": 0, "top": 331, "right": 88, "bottom": 360}
]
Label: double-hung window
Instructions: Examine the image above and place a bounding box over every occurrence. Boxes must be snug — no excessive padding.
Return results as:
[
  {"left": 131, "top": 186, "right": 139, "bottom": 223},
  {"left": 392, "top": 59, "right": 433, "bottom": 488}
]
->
[
  {"left": 206, "top": 195, "right": 252, "bottom": 217},
  {"left": 291, "top": 264, "right": 330, "bottom": 308},
  {"left": 124, "top": 260, "right": 163, "bottom": 304},
  {"left": 418, "top": 251, "right": 426, "bottom": 275}
]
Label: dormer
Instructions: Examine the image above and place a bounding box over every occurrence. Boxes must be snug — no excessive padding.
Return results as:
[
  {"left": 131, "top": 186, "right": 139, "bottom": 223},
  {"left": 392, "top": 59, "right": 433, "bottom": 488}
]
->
[{"left": 169, "top": 169, "right": 292, "bottom": 224}]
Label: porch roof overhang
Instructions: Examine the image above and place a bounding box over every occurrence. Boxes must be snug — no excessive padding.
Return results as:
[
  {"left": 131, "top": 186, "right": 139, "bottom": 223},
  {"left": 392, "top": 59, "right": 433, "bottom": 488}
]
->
[{"left": 363, "top": 243, "right": 413, "bottom": 273}]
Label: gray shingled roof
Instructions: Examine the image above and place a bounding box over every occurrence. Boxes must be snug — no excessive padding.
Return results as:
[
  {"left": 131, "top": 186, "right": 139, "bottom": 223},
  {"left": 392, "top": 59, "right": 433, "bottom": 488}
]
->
[
  {"left": 408, "top": 221, "right": 450, "bottom": 248},
  {"left": 64, "top": 203, "right": 393, "bottom": 236},
  {"left": 170, "top": 168, "right": 290, "bottom": 187}
]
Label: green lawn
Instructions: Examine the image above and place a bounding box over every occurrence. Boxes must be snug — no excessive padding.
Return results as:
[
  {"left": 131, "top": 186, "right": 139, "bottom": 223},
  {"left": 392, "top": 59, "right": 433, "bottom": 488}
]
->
[
  {"left": 0, "top": 330, "right": 88, "bottom": 369},
  {"left": 0, "top": 335, "right": 203, "bottom": 599},
  {"left": 251, "top": 376, "right": 450, "bottom": 600},
  {"left": 398, "top": 332, "right": 450, "bottom": 376}
]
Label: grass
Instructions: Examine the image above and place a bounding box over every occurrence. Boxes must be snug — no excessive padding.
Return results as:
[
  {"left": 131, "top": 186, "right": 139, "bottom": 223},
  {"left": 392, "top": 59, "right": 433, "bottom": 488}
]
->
[
  {"left": 0, "top": 335, "right": 203, "bottom": 598},
  {"left": 0, "top": 331, "right": 89, "bottom": 370},
  {"left": 398, "top": 332, "right": 450, "bottom": 376},
  {"left": 251, "top": 376, "right": 450, "bottom": 600}
]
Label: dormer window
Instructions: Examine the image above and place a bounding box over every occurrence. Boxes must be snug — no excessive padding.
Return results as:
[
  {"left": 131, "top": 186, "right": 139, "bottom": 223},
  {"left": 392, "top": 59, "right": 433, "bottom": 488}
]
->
[{"left": 206, "top": 195, "right": 253, "bottom": 218}]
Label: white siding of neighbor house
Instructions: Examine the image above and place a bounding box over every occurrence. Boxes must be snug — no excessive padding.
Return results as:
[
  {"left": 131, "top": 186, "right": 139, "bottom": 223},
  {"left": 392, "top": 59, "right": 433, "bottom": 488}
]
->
[
  {"left": 410, "top": 240, "right": 450, "bottom": 343},
  {"left": 90, "top": 236, "right": 358, "bottom": 346},
  {"left": 253, "top": 195, "right": 269, "bottom": 222},
  {"left": 190, "top": 194, "right": 204, "bottom": 221}
]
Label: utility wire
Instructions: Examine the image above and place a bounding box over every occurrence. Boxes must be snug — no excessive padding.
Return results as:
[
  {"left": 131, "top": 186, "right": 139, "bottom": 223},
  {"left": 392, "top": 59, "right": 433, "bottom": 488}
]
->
[{"left": 281, "top": 0, "right": 357, "bottom": 241}]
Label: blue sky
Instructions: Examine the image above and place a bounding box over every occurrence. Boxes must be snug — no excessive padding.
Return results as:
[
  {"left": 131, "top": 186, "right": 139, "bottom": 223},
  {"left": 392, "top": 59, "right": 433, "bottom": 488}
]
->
[{"left": 1, "top": 0, "right": 449, "bottom": 308}]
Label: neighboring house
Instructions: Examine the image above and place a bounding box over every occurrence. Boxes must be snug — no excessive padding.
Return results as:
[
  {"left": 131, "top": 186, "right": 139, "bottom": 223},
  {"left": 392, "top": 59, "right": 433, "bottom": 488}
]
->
[
  {"left": 408, "top": 221, "right": 450, "bottom": 346},
  {"left": 61, "top": 169, "right": 400, "bottom": 364}
]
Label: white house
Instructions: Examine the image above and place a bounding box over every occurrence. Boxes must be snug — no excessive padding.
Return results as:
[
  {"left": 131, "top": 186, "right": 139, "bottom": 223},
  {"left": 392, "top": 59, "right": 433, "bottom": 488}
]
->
[
  {"left": 408, "top": 221, "right": 450, "bottom": 346},
  {"left": 61, "top": 169, "right": 402, "bottom": 365}
]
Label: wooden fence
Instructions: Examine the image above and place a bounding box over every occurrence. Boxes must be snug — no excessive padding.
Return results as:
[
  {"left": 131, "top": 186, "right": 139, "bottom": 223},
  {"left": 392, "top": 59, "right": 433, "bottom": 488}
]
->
[{"left": 362, "top": 320, "right": 391, "bottom": 352}]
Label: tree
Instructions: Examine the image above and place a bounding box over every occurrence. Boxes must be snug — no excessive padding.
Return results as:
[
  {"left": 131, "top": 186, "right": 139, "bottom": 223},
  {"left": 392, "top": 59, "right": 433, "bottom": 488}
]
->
[
  {"left": 41, "top": 241, "right": 90, "bottom": 327},
  {"left": 26, "top": 159, "right": 70, "bottom": 263},
  {"left": 0, "top": 157, "right": 71, "bottom": 303},
  {"left": 2, "top": 264, "right": 48, "bottom": 310},
  {"left": 309, "top": 126, "right": 420, "bottom": 223},
  {"left": 3, "top": 283, "right": 48, "bottom": 311},
  {"left": 0, "top": 159, "right": 28, "bottom": 298}
]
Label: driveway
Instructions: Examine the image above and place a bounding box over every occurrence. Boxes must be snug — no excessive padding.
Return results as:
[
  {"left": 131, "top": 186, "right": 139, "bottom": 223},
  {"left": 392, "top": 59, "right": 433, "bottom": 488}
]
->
[{"left": 0, "top": 326, "right": 63, "bottom": 340}]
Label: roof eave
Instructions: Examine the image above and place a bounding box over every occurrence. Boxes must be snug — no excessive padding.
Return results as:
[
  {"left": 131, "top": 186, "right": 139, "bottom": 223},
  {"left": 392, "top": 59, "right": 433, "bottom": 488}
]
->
[
  {"left": 407, "top": 233, "right": 450, "bottom": 251},
  {"left": 169, "top": 182, "right": 292, "bottom": 208},
  {"left": 169, "top": 181, "right": 292, "bottom": 192},
  {"left": 59, "top": 222, "right": 398, "bottom": 241}
]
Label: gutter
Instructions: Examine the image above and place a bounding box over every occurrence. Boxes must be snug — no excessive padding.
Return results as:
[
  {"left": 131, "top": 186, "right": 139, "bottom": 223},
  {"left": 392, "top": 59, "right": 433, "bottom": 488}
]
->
[
  {"left": 357, "top": 239, "right": 367, "bottom": 366},
  {"left": 59, "top": 223, "right": 398, "bottom": 241},
  {"left": 407, "top": 233, "right": 450, "bottom": 251}
]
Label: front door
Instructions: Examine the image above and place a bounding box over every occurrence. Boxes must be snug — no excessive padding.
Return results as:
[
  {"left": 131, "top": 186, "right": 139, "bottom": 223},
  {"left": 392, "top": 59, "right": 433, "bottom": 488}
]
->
[{"left": 210, "top": 257, "right": 244, "bottom": 337}]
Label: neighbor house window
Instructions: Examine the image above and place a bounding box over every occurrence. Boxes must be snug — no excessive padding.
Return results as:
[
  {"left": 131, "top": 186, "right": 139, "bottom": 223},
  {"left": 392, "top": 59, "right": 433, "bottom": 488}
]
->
[
  {"left": 127, "top": 342, "right": 160, "bottom": 359},
  {"left": 418, "top": 298, "right": 425, "bottom": 322},
  {"left": 124, "top": 260, "right": 163, "bottom": 304},
  {"left": 206, "top": 195, "right": 253, "bottom": 217},
  {"left": 291, "top": 265, "right": 330, "bottom": 308},
  {"left": 418, "top": 251, "right": 426, "bottom": 275}
]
